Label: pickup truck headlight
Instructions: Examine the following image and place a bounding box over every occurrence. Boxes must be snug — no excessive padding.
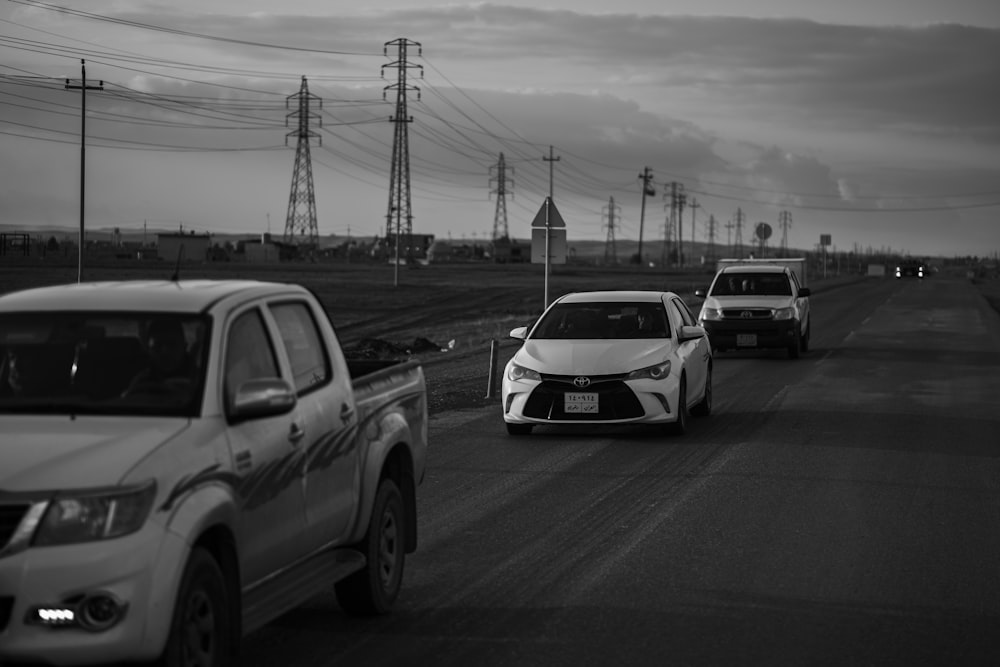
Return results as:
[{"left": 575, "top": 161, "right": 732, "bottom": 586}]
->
[
  {"left": 773, "top": 307, "right": 795, "bottom": 321},
  {"left": 33, "top": 481, "right": 157, "bottom": 546},
  {"left": 507, "top": 362, "right": 541, "bottom": 382},
  {"left": 626, "top": 360, "right": 671, "bottom": 381},
  {"left": 699, "top": 307, "right": 722, "bottom": 322}
]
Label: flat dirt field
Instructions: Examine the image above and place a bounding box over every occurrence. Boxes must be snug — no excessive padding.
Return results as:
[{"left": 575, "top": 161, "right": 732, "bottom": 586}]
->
[{"left": 0, "top": 259, "right": 714, "bottom": 414}]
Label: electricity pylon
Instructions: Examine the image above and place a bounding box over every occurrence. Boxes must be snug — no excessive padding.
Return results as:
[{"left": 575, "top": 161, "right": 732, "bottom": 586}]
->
[
  {"left": 490, "top": 152, "right": 513, "bottom": 241},
  {"left": 602, "top": 196, "right": 621, "bottom": 264},
  {"left": 283, "top": 76, "right": 321, "bottom": 253}
]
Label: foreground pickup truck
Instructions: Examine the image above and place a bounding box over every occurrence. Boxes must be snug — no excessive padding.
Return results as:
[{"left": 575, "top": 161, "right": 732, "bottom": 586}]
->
[{"left": 0, "top": 280, "right": 428, "bottom": 666}]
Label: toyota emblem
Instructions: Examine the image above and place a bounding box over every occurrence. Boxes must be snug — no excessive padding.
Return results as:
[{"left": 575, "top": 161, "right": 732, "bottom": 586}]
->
[
  {"left": 573, "top": 376, "right": 591, "bottom": 388},
  {"left": 740, "top": 310, "right": 753, "bottom": 319}
]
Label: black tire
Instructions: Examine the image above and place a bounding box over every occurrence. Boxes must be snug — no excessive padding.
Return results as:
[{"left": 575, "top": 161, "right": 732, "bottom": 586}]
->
[
  {"left": 664, "top": 377, "right": 689, "bottom": 435},
  {"left": 159, "top": 547, "right": 232, "bottom": 667},
  {"left": 690, "top": 366, "right": 712, "bottom": 417},
  {"left": 801, "top": 322, "right": 811, "bottom": 353},
  {"left": 787, "top": 324, "right": 801, "bottom": 359},
  {"left": 336, "top": 478, "right": 405, "bottom": 616},
  {"left": 506, "top": 422, "right": 533, "bottom": 436}
]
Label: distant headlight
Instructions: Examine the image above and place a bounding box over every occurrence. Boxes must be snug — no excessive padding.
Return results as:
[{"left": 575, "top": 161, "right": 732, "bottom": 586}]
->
[
  {"left": 33, "top": 481, "right": 157, "bottom": 546},
  {"left": 507, "top": 362, "right": 541, "bottom": 382},
  {"left": 773, "top": 307, "right": 795, "bottom": 321},
  {"left": 699, "top": 307, "right": 722, "bottom": 322},
  {"left": 626, "top": 360, "right": 671, "bottom": 381}
]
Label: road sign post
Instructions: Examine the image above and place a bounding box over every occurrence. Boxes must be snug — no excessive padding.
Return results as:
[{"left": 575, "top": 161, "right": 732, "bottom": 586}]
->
[{"left": 530, "top": 197, "right": 566, "bottom": 308}]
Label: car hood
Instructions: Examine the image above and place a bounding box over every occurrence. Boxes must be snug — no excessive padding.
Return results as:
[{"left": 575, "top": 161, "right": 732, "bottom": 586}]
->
[
  {"left": 514, "top": 339, "right": 672, "bottom": 376},
  {"left": 0, "top": 416, "right": 189, "bottom": 492},
  {"left": 702, "top": 295, "right": 796, "bottom": 310}
]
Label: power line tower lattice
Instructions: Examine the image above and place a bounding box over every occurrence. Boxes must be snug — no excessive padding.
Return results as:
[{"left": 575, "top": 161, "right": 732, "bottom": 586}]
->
[
  {"left": 383, "top": 38, "right": 423, "bottom": 282},
  {"left": 490, "top": 152, "right": 513, "bottom": 241},
  {"left": 283, "top": 76, "right": 322, "bottom": 254},
  {"left": 602, "top": 196, "right": 620, "bottom": 265}
]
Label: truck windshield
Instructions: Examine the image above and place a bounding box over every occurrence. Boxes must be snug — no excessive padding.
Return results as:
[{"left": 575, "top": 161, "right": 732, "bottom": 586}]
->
[
  {"left": 711, "top": 273, "right": 792, "bottom": 296},
  {"left": 0, "top": 312, "right": 209, "bottom": 417}
]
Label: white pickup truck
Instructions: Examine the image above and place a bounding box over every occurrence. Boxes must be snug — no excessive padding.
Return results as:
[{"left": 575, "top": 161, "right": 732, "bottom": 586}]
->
[
  {"left": 0, "top": 279, "right": 428, "bottom": 666},
  {"left": 695, "top": 259, "right": 812, "bottom": 358}
]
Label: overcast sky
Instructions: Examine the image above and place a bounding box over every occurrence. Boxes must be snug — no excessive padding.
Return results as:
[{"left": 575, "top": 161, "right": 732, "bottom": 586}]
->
[{"left": 2, "top": 0, "right": 999, "bottom": 258}]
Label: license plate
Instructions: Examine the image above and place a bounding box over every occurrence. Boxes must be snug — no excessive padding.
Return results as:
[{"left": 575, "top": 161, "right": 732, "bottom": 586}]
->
[
  {"left": 565, "top": 392, "right": 599, "bottom": 413},
  {"left": 736, "top": 334, "right": 757, "bottom": 347}
]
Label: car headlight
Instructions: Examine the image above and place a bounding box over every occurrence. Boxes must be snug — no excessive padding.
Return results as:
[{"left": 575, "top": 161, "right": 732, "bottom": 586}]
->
[
  {"left": 773, "top": 307, "right": 795, "bottom": 321},
  {"left": 507, "top": 362, "right": 541, "bottom": 382},
  {"left": 699, "top": 307, "right": 722, "bottom": 322},
  {"left": 626, "top": 360, "right": 671, "bottom": 381},
  {"left": 33, "top": 481, "right": 157, "bottom": 546}
]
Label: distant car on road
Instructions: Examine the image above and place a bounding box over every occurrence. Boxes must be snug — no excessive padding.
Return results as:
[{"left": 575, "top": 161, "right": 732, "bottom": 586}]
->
[
  {"left": 895, "top": 258, "right": 926, "bottom": 279},
  {"left": 502, "top": 290, "right": 712, "bottom": 436}
]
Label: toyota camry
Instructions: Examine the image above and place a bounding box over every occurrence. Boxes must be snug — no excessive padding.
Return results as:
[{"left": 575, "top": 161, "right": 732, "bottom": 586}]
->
[{"left": 502, "top": 291, "right": 712, "bottom": 436}]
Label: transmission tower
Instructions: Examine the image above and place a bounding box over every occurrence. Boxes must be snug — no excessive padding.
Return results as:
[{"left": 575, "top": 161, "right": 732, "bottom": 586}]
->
[
  {"left": 779, "top": 210, "right": 792, "bottom": 257},
  {"left": 602, "top": 196, "right": 621, "bottom": 264},
  {"left": 734, "top": 207, "right": 745, "bottom": 258},
  {"left": 489, "top": 152, "right": 513, "bottom": 241},
  {"left": 283, "top": 76, "right": 321, "bottom": 253},
  {"left": 707, "top": 214, "right": 717, "bottom": 262},
  {"left": 382, "top": 38, "right": 423, "bottom": 280}
]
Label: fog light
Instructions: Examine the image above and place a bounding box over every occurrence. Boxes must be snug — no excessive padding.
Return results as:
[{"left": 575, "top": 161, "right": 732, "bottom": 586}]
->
[
  {"left": 28, "top": 606, "right": 76, "bottom": 627},
  {"left": 78, "top": 592, "right": 128, "bottom": 632}
]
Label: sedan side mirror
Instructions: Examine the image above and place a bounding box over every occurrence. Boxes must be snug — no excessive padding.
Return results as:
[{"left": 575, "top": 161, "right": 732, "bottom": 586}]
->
[
  {"left": 678, "top": 325, "right": 707, "bottom": 343},
  {"left": 694, "top": 288, "right": 707, "bottom": 298},
  {"left": 509, "top": 326, "right": 528, "bottom": 340}
]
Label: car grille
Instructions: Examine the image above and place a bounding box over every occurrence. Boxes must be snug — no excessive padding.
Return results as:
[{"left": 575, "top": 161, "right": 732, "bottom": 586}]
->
[
  {"left": 720, "top": 308, "right": 773, "bottom": 320},
  {"left": 0, "top": 596, "right": 12, "bottom": 632},
  {"left": 0, "top": 503, "right": 31, "bottom": 551},
  {"left": 523, "top": 376, "right": 644, "bottom": 420}
]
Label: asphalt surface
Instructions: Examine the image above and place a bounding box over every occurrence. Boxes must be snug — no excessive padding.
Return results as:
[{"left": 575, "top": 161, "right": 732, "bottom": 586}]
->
[{"left": 241, "top": 275, "right": 1000, "bottom": 666}]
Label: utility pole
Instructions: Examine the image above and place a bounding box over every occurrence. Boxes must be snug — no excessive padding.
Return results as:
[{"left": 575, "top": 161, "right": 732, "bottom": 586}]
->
[
  {"left": 65, "top": 59, "right": 103, "bottom": 283},
  {"left": 602, "top": 196, "right": 620, "bottom": 265},
  {"left": 383, "top": 38, "right": 423, "bottom": 286},
  {"left": 637, "top": 167, "right": 654, "bottom": 265},
  {"left": 707, "top": 214, "right": 717, "bottom": 262},
  {"left": 688, "top": 196, "right": 699, "bottom": 265},
  {"left": 779, "top": 209, "right": 792, "bottom": 257},
  {"left": 283, "top": 76, "right": 321, "bottom": 254},
  {"left": 543, "top": 145, "right": 560, "bottom": 199},
  {"left": 725, "top": 219, "right": 734, "bottom": 256},
  {"left": 675, "top": 188, "right": 686, "bottom": 267}
]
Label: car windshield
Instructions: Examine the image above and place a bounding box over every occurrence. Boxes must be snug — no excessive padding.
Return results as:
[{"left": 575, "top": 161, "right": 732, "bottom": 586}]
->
[
  {"left": 0, "top": 312, "right": 209, "bottom": 417},
  {"left": 710, "top": 273, "right": 792, "bottom": 296},
  {"left": 530, "top": 302, "right": 670, "bottom": 340}
]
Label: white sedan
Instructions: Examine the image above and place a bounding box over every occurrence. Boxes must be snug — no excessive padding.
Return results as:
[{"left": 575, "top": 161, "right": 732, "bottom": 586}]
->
[{"left": 502, "top": 290, "right": 713, "bottom": 436}]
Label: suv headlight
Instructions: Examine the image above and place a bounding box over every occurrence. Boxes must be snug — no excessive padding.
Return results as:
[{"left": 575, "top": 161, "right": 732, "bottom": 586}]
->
[
  {"left": 699, "top": 307, "right": 722, "bottom": 322},
  {"left": 773, "top": 307, "right": 795, "bottom": 321},
  {"left": 507, "top": 362, "right": 541, "bottom": 382},
  {"left": 627, "top": 360, "right": 671, "bottom": 381},
  {"left": 34, "top": 481, "right": 157, "bottom": 546}
]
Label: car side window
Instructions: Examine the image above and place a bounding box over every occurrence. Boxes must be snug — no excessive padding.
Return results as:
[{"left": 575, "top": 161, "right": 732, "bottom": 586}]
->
[
  {"left": 671, "top": 298, "right": 697, "bottom": 327},
  {"left": 224, "top": 309, "right": 280, "bottom": 409},
  {"left": 269, "top": 301, "right": 331, "bottom": 395}
]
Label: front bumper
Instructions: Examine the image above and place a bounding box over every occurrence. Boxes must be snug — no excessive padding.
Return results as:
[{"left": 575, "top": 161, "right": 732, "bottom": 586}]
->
[
  {"left": 702, "top": 319, "right": 797, "bottom": 350},
  {"left": 502, "top": 374, "right": 681, "bottom": 426},
  {"left": 0, "top": 523, "right": 185, "bottom": 666}
]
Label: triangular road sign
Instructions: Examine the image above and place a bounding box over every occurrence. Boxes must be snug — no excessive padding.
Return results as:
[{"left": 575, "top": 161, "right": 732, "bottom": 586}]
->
[{"left": 530, "top": 197, "right": 566, "bottom": 228}]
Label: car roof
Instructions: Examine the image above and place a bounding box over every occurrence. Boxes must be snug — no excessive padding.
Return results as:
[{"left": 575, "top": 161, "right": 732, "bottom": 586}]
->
[
  {"left": 717, "top": 265, "right": 790, "bottom": 274},
  {"left": 0, "top": 280, "right": 310, "bottom": 314},
  {"left": 555, "top": 290, "right": 677, "bottom": 304}
]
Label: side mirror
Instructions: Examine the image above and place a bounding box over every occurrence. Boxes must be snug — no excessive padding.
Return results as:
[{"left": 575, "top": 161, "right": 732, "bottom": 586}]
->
[
  {"left": 798, "top": 287, "right": 811, "bottom": 297},
  {"left": 509, "top": 326, "right": 528, "bottom": 340},
  {"left": 228, "top": 378, "right": 296, "bottom": 423},
  {"left": 678, "top": 325, "right": 707, "bottom": 343},
  {"left": 694, "top": 288, "right": 707, "bottom": 298}
]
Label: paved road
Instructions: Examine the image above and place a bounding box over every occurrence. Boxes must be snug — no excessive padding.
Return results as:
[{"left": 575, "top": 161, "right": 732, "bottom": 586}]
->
[{"left": 242, "top": 276, "right": 1000, "bottom": 666}]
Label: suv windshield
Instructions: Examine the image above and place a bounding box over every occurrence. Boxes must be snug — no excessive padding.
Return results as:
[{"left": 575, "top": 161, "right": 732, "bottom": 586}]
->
[
  {"left": 710, "top": 273, "right": 791, "bottom": 296},
  {"left": 531, "top": 302, "right": 670, "bottom": 340},
  {"left": 0, "top": 312, "right": 209, "bottom": 416}
]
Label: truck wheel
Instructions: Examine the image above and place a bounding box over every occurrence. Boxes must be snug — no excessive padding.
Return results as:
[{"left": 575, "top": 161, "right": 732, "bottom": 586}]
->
[
  {"left": 801, "top": 323, "right": 811, "bottom": 352},
  {"left": 506, "top": 423, "right": 532, "bottom": 435},
  {"left": 663, "top": 377, "right": 689, "bottom": 435},
  {"left": 690, "top": 367, "right": 712, "bottom": 417},
  {"left": 159, "top": 547, "right": 232, "bottom": 667},
  {"left": 336, "top": 478, "right": 405, "bottom": 616},
  {"left": 787, "top": 327, "right": 801, "bottom": 359}
]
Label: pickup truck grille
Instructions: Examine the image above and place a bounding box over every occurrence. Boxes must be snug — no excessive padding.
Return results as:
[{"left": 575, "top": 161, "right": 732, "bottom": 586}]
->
[
  {"left": 0, "top": 503, "right": 31, "bottom": 551},
  {"left": 720, "top": 308, "right": 773, "bottom": 320}
]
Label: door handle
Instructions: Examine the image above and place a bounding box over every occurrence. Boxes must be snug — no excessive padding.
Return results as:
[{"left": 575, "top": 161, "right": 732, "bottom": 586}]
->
[{"left": 288, "top": 422, "right": 305, "bottom": 444}]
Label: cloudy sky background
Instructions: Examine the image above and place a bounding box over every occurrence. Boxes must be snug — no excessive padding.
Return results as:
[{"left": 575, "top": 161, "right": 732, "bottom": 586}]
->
[{"left": 1, "top": 0, "right": 999, "bottom": 258}]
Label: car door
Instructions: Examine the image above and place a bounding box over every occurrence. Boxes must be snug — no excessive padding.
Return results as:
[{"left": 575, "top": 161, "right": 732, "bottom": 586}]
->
[
  {"left": 667, "top": 296, "right": 708, "bottom": 407},
  {"left": 266, "top": 299, "right": 359, "bottom": 552},
  {"left": 223, "top": 306, "right": 309, "bottom": 586}
]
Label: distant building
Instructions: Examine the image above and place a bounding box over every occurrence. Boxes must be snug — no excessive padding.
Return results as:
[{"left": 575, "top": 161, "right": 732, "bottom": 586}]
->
[{"left": 157, "top": 232, "right": 211, "bottom": 262}]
